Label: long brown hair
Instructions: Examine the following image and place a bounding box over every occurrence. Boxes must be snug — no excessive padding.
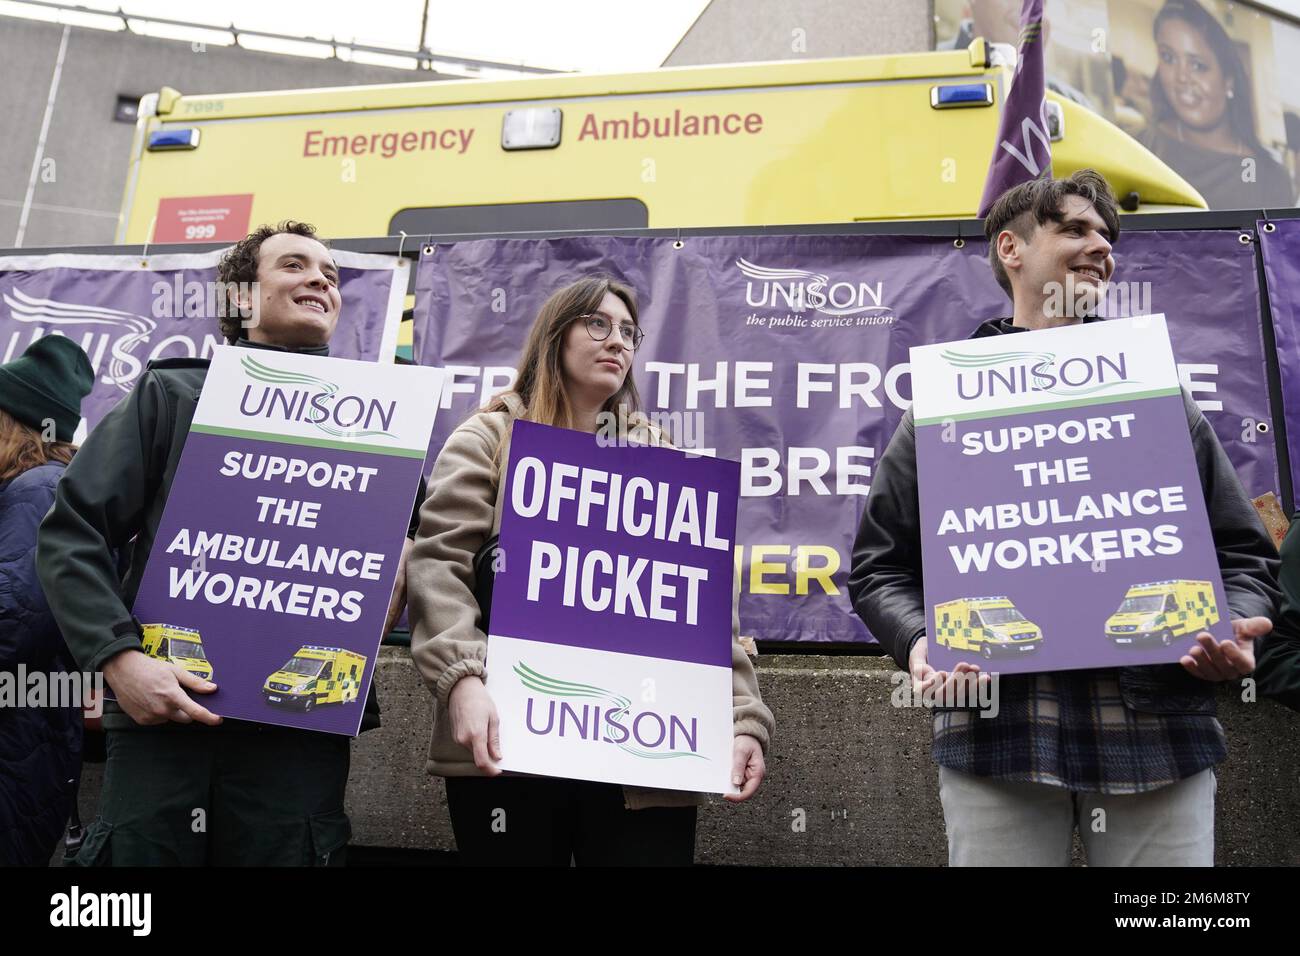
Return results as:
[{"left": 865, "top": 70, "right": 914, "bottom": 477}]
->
[
  {"left": 0, "top": 408, "right": 76, "bottom": 482},
  {"left": 486, "top": 274, "right": 644, "bottom": 429}
]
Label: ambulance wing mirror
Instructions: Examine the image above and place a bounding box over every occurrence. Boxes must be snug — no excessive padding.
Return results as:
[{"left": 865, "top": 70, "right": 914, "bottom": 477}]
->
[{"left": 157, "top": 86, "right": 183, "bottom": 116}]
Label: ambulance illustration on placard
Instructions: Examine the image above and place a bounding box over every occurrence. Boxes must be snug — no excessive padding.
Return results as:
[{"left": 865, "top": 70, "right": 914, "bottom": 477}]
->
[
  {"left": 140, "top": 624, "right": 213, "bottom": 681},
  {"left": 932, "top": 597, "right": 1044, "bottom": 659},
  {"left": 263, "top": 646, "right": 367, "bottom": 712},
  {"left": 1104, "top": 580, "right": 1219, "bottom": 647}
]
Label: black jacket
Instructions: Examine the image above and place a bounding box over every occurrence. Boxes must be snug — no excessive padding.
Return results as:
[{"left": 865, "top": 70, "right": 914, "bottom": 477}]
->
[
  {"left": 36, "top": 340, "right": 423, "bottom": 733},
  {"left": 1, "top": 462, "right": 81, "bottom": 864},
  {"left": 1255, "top": 513, "right": 1300, "bottom": 710},
  {"left": 847, "top": 317, "right": 1280, "bottom": 714}
]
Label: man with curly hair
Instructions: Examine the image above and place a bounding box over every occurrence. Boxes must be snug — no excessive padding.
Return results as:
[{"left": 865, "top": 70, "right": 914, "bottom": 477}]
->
[{"left": 38, "top": 222, "right": 419, "bottom": 866}]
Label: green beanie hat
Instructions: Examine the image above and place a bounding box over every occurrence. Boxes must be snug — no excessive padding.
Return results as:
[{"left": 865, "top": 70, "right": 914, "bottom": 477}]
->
[{"left": 0, "top": 336, "right": 94, "bottom": 442}]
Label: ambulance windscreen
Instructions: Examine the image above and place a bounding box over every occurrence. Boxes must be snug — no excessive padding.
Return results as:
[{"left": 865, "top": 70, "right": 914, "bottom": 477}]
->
[
  {"left": 168, "top": 638, "right": 206, "bottom": 660},
  {"left": 1118, "top": 595, "right": 1164, "bottom": 614},
  {"left": 978, "top": 607, "right": 1027, "bottom": 625},
  {"left": 281, "top": 657, "right": 324, "bottom": 677}
]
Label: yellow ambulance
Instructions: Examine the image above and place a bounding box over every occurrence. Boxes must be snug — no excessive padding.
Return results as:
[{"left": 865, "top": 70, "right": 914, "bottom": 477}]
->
[
  {"left": 263, "top": 645, "right": 367, "bottom": 712},
  {"left": 116, "top": 40, "right": 1205, "bottom": 246},
  {"left": 140, "top": 624, "right": 213, "bottom": 681},
  {"left": 933, "top": 596, "right": 1043, "bottom": 659},
  {"left": 1105, "top": 580, "right": 1220, "bottom": 647}
]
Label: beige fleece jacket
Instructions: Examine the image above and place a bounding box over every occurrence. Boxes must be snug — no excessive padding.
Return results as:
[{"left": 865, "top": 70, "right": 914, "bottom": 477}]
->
[{"left": 407, "top": 393, "right": 775, "bottom": 810}]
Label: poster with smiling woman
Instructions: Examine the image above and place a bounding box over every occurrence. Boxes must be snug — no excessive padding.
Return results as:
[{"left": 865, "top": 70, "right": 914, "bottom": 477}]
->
[
  {"left": 1109, "top": 0, "right": 1295, "bottom": 208},
  {"left": 936, "top": 0, "right": 1298, "bottom": 209}
]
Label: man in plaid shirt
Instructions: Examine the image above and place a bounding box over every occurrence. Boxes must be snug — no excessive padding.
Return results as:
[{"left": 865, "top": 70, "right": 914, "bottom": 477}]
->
[{"left": 848, "top": 170, "right": 1279, "bottom": 866}]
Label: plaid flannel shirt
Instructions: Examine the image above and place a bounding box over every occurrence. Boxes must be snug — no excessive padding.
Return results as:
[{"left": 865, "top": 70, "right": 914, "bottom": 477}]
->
[{"left": 931, "top": 668, "right": 1226, "bottom": 794}]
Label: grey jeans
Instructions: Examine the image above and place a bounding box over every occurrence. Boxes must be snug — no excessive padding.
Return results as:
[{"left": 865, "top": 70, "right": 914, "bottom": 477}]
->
[{"left": 938, "top": 765, "right": 1216, "bottom": 866}]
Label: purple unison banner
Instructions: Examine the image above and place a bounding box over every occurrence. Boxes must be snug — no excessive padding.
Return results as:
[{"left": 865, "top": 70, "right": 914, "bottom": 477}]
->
[
  {"left": 484, "top": 420, "right": 739, "bottom": 793},
  {"left": 129, "top": 348, "right": 443, "bottom": 735},
  {"left": 913, "top": 316, "right": 1230, "bottom": 674},
  {"left": 0, "top": 248, "right": 407, "bottom": 437},
  {"left": 1259, "top": 218, "right": 1300, "bottom": 504},
  {"left": 414, "top": 231, "right": 1274, "bottom": 645}
]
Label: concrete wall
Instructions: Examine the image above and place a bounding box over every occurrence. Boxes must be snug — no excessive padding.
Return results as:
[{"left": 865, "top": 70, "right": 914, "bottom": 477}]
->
[
  {"left": 0, "top": 15, "right": 443, "bottom": 249},
  {"left": 663, "top": 0, "right": 932, "bottom": 68},
  {"left": 74, "top": 648, "right": 1300, "bottom": 865}
]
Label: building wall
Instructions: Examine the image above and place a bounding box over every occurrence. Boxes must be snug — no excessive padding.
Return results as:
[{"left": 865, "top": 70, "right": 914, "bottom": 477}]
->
[
  {"left": 69, "top": 650, "right": 1300, "bottom": 865},
  {"left": 0, "top": 15, "right": 445, "bottom": 248},
  {"left": 663, "top": 0, "right": 933, "bottom": 68},
  {"left": 1, "top": 3, "right": 935, "bottom": 249}
]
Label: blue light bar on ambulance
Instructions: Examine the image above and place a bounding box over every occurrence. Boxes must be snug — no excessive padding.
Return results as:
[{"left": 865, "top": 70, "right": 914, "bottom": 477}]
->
[
  {"left": 147, "top": 128, "right": 201, "bottom": 151},
  {"left": 929, "top": 83, "right": 993, "bottom": 109}
]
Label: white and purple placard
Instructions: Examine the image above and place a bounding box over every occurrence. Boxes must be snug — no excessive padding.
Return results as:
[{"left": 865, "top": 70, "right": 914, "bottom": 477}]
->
[
  {"left": 912, "top": 315, "right": 1231, "bottom": 674},
  {"left": 485, "top": 420, "right": 740, "bottom": 793},
  {"left": 131, "top": 346, "right": 443, "bottom": 735}
]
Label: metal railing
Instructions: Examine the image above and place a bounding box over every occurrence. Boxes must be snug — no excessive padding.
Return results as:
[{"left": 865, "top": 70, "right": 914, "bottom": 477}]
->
[{"left": 2, "top": 0, "right": 561, "bottom": 75}]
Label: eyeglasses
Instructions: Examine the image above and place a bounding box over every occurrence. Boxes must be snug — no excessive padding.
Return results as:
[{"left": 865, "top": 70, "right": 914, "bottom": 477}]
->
[{"left": 578, "top": 311, "right": 645, "bottom": 351}]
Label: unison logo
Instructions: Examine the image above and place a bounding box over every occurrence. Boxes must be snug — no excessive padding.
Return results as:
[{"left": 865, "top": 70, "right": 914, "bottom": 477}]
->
[
  {"left": 942, "top": 348, "right": 1131, "bottom": 401},
  {"left": 2, "top": 289, "right": 163, "bottom": 392},
  {"left": 517, "top": 662, "right": 705, "bottom": 760},
  {"left": 736, "top": 259, "right": 892, "bottom": 317},
  {"left": 238, "top": 356, "right": 396, "bottom": 439}
]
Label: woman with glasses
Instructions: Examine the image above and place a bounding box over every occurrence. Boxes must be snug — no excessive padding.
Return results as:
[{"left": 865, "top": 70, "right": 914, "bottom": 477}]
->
[{"left": 407, "top": 274, "right": 774, "bottom": 866}]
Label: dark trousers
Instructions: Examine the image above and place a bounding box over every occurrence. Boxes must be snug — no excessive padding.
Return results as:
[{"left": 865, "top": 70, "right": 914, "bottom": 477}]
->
[
  {"left": 445, "top": 775, "right": 697, "bottom": 866},
  {"left": 70, "top": 724, "right": 351, "bottom": 866}
]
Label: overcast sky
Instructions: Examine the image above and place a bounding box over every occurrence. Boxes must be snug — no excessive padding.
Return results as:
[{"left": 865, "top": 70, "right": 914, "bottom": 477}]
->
[
  {"left": 0, "top": 0, "right": 712, "bottom": 73},
  {"left": 6, "top": 0, "right": 1299, "bottom": 73}
]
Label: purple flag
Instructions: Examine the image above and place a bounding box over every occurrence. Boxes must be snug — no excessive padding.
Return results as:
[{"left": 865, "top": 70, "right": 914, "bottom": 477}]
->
[{"left": 977, "top": 0, "right": 1052, "bottom": 218}]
